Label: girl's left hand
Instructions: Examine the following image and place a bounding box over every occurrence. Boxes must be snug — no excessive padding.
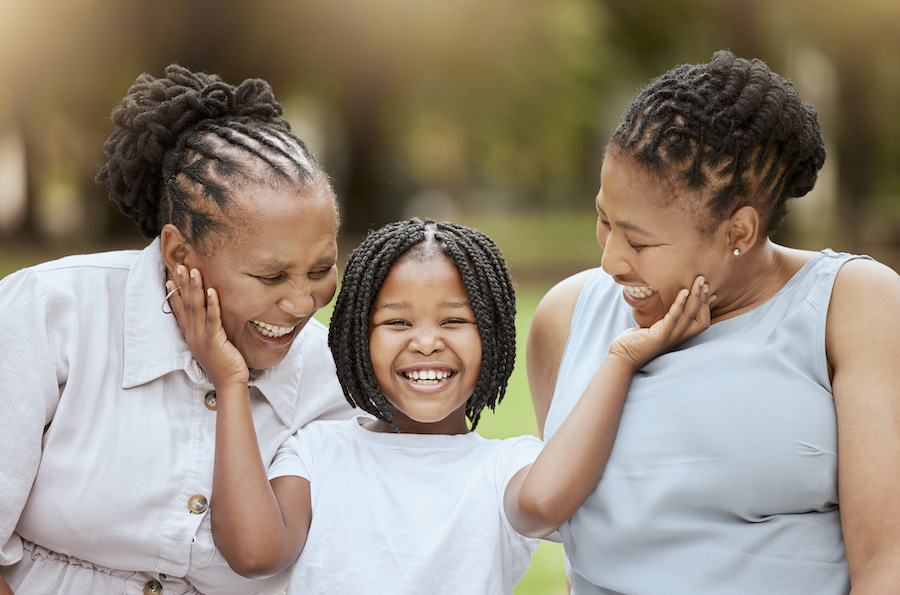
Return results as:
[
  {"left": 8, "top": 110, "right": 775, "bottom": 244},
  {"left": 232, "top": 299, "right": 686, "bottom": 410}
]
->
[
  {"left": 610, "top": 275, "right": 714, "bottom": 371},
  {"left": 167, "top": 265, "right": 250, "bottom": 387}
]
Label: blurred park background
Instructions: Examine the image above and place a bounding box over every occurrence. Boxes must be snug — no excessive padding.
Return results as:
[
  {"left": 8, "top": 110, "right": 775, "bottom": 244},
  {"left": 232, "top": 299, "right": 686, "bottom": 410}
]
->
[{"left": 2, "top": 1, "right": 899, "bottom": 592}]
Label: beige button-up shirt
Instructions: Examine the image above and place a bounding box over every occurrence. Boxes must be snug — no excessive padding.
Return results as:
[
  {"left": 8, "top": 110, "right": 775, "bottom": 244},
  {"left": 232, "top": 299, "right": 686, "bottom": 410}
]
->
[{"left": 0, "top": 239, "right": 353, "bottom": 594}]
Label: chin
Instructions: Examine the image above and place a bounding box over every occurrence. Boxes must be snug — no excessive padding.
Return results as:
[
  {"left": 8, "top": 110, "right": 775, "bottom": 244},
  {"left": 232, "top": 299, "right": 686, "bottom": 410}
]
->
[
  {"left": 632, "top": 309, "right": 665, "bottom": 329},
  {"left": 243, "top": 350, "right": 289, "bottom": 373}
]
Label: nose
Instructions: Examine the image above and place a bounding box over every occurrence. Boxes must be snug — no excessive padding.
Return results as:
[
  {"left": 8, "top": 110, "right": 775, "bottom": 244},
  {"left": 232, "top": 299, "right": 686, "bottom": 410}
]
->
[
  {"left": 600, "top": 229, "right": 632, "bottom": 279},
  {"left": 278, "top": 280, "right": 316, "bottom": 319},
  {"left": 409, "top": 324, "right": 444, "bottom": 355}
]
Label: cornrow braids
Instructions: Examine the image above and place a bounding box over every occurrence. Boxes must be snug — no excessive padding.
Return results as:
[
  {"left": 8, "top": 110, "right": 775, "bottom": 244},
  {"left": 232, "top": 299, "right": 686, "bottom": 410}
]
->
[
  {"left": 609, "top": 49, "right": 826, "bottom": 236},
  {"left": 96, "top": 64, "right": 335, "bottom": 243},
  {"left": 328, "top": 218, "right": 517, "bottom": 431}
]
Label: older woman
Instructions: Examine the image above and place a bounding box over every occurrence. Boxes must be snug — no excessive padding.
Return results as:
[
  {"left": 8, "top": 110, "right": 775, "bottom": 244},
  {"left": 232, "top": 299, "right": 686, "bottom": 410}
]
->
[
  {"left": 0, "top": 65, "right": 354, "bottom": 594},
  {"left": 528, "top": 50, "right": 900, "bottom": 593}
]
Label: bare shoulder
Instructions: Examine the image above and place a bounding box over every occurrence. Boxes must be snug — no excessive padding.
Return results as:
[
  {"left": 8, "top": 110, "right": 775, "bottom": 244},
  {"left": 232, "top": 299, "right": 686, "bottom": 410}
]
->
[
  {"left": 827, "top": 257, "right": 900, "bottom": 370},
  {"left": 830, "top": 257, "right": 900, "bottom": 324},
  {"left": 527, "top": 269, "right": 597, "bottom": 434},
  {"left": 529, "top": 269, "right": 595, "bottom": 347}
]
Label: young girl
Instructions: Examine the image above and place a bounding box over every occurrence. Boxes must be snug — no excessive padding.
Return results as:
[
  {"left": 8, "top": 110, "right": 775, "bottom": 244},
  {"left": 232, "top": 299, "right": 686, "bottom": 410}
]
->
[{"left": 169, "top": 218, "right": 712, "bottom": 593}]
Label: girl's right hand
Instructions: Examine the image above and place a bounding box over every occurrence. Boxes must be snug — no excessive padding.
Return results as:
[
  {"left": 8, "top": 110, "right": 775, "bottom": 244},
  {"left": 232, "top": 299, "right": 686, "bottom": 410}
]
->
[
  {"left": 168, "top": 265, "right": 250, "bottom": 387},
  {"left": 609, "top": 275, "right": 714, "bottom": 371}
]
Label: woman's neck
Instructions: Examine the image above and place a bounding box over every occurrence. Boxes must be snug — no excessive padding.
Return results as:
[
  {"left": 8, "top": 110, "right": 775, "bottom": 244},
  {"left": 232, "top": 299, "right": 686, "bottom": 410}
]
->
[{"left": 710, "top": 241, "right": 812, "bottom": 323}]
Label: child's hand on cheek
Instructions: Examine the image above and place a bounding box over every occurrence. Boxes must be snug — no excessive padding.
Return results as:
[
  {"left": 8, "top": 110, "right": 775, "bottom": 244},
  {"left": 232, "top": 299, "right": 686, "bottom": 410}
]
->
[
  {"left": 168, "top": 265, "right": 250, "bottom": 388},
  {"left": 609, "top": 275, "right": 714, "bottom": 372}
]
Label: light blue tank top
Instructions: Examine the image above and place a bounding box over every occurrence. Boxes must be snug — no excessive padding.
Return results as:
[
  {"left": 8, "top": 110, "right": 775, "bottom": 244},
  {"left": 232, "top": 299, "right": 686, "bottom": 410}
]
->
[{"left": 544, "top": 250, "right": 864, "bottom": 595}]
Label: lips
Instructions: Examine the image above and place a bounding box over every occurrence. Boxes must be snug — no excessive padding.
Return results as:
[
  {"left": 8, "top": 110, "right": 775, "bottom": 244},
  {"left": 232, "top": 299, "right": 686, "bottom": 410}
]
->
[
  {"left": 621, "top": 284, "right": 659, "bottom": 311},
  {"left": 401, "top": 368, "right": 454, "bottom": 385},
  {"left": 624, "top": 285, "right": 657, "bottom": 299},
  {"left": 249, "top": 319, "right": 297, "bottom": 338}
]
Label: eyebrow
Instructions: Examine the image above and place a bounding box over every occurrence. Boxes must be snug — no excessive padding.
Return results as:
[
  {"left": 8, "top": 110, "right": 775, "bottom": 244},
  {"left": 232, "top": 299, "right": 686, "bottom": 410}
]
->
[
  {"left": 256, "top": 254, "right": 337, "bottom": 273},
  {"left": 596, "top": 204, "right": 653, "bottom": 236},
  {"left": 371, "top": 298, "right": 472, "bottom": 313}
]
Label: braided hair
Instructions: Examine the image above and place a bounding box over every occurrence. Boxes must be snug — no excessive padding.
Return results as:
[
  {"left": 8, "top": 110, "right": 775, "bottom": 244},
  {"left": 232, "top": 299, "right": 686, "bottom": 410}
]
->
[
  {"left": 96, "top": 64, "right": 335, "bottom": 246},
  {"left": 329, "top": 218, "right": 517, "bottom": 431},
  {"left": 609, "top": 49, "right": 826, "bottom": 236}
]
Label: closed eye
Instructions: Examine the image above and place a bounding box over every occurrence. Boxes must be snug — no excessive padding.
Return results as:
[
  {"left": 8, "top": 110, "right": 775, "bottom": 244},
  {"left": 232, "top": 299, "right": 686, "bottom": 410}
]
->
[
  {"left": 256, "top": 273, "right": 287, "bottom": 284},
  {"left": 382, "top": 319, "right": 411, "bottom": 327},
  {"left": 442, "top": 318, "right": 474, "bottom": 326},
  {"left": 309, "top": 266, "right": 335, "bottom": 280}
]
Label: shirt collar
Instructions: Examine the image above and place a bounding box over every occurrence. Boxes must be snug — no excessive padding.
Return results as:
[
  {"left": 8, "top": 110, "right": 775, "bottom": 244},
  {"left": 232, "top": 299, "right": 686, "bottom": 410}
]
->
[{"left": 121, "top": 238, "right": 299, "bottom": 427}]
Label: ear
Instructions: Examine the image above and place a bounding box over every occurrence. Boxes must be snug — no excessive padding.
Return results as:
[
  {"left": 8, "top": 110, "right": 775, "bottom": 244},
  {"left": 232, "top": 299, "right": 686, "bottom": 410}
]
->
[
  {"left": 159, "top": 224, "right": 194, "bottom": 278},
  {"left": 727, "top": 206, "right": 760, "bottom": 256}
]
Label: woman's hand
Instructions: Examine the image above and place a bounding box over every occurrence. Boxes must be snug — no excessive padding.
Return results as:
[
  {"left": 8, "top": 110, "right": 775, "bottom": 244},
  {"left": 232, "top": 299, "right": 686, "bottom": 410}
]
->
[
  {"left": 167, "top": 265, "right": 249, "bottom": 387},
  {"left": 609, "top": 275, "right": 714, "bottom": 371}
]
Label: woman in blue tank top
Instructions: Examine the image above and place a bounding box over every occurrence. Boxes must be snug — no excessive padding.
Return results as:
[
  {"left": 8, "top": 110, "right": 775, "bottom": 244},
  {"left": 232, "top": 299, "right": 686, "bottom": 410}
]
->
[{"left": 528, "top": 50, "right": 900, "bottom": 594}]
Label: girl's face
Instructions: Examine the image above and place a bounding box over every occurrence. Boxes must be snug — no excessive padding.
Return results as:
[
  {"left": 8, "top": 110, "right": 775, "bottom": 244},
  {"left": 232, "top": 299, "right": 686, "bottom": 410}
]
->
[
  {"left": 184, "top": 183, "right": 338, "bottom": 372},
  {"left": 367, "top": 253, "right": 482, "bottom": 434},
  {"left": 596, "top": 151, "right": 725, "bottom": 328}
]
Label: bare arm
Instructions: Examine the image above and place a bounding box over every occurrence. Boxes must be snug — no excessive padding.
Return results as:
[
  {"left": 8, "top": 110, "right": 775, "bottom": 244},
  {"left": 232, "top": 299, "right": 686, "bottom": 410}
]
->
[
  {"left": 826, "top": 259, "right": 900, "bottom": 592},
  {"left": 526, "top": 271, "right": 593, "bottom": 437},
  {"left": 170, "top": 267, "right": 310, "bottom": 577},
  {"left": 508, "top": 277, "right": 712, "bottom": 538},
  {"left": 0, "top": 575, "right": 13, "bottom": 595}
]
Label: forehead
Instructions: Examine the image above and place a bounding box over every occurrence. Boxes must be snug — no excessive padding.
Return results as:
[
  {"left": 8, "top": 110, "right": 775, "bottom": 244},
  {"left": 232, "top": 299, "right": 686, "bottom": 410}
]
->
[
  {"left": 376, "top": 253, "right": 468, "bottom": 302},
  {"left": 206, "top": 182, "right": 336, "bottom": 260},
  {"left": 598, "top": 151, "right": 710, "bottom": 225}
]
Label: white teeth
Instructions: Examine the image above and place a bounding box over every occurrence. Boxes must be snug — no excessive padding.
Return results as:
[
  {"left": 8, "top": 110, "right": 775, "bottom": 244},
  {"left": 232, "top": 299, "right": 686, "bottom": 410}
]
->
[
  {"left": 625, "top": 285, "right": 658, "bottom": 299},
  {"left": 403, "top": 369, "right": 452, "bottom": 384},
  {"left": 250, "top": 319, "right": 295, "bottom": 338}
]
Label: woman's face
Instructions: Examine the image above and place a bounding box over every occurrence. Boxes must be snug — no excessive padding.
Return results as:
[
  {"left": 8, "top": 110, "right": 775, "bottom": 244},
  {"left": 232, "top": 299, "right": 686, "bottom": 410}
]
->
[
  {"left": 185, "top": 183, "right": 338, "bottom": 371},
  {"left": 596, "top": 151, "right": 725, "bottom": 328}
]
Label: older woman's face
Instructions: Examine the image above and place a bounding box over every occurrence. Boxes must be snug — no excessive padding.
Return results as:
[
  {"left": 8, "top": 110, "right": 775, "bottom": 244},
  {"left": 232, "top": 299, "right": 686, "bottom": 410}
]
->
[
  {"left": 186, "top": 183, "right": 338, "bottom": 371},
  {"left": 595, "top": 151, "right": 724, "bottom": 328}
]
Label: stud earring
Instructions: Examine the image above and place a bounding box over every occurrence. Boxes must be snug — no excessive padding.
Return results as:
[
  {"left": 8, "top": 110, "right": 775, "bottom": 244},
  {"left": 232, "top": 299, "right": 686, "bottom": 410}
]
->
[{"left": 733, "top": 248, "right": 741, "bottom": 256}]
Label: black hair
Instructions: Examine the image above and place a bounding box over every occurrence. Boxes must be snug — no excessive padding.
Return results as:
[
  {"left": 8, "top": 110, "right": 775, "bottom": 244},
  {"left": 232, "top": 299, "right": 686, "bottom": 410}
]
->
[
  {"left": 96, "top": 64, "right": 335, "bottom": 244},
  {"left": 328, "top": 218, "right": 517, "bottom": 431},
  {"left": 609, "top": 49, "right": 826, "bottom": 236}
]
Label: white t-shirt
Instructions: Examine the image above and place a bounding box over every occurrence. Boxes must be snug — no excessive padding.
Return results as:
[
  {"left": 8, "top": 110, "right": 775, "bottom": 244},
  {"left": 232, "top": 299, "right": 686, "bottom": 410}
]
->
[
  {"left": 268, "top": 417, "right": 542, "bottom": 594},
  {"left": 0, "top": 239, "right": 354, "bottom": 594}
]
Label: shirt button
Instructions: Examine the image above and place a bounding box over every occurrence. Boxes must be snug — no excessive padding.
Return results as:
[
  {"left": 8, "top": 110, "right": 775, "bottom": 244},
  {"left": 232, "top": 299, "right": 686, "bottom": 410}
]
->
[
  {"left": 204, "top": 390, "right": 217, "bottom": 411},
  {"left": 143, "top": 579, "right": 163, "bottom": 595},
  {"left": 188, "top": 494, "right": 208, "bottom": 514}
]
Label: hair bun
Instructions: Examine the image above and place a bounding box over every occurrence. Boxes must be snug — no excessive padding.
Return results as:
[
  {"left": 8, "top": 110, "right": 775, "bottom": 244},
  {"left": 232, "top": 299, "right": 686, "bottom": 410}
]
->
[{"left": 97, "top": 64, "right": 288, "bottom": 236}]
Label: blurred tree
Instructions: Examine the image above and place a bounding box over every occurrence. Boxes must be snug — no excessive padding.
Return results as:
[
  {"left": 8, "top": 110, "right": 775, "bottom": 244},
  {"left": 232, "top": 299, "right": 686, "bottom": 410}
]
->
[{"left": 1, "top": 0, "right": 898, "bottom": 249}]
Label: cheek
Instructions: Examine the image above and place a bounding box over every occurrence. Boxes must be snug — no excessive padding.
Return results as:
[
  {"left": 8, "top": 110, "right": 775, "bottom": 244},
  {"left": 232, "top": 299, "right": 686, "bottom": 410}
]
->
[
  {"left": 213, "top": 284, "right": 259, "bottom": 338},
  {"left": 218, "top": 302, "right": 250, "bottom": 341},
  {"left": 315, "top": 275, "right": 338, "bottom": 308}
]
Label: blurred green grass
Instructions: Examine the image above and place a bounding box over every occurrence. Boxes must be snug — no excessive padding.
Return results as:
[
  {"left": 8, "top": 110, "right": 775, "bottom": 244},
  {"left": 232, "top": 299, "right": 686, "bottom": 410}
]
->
[{"left": 1, "top": 211, "right": 600, "bottom": 594}]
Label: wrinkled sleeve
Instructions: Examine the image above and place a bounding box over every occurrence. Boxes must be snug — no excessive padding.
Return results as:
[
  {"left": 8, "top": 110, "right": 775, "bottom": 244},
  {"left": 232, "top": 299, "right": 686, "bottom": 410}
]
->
[
  {"left": 267, "top": 426, "right": 315, "bottom": 482},
  {"left": 495, "top": 435, "right": 543, "bottom": 528},
  {"left": 0, "top": 270, "right": 63, "bottom": 566}
]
